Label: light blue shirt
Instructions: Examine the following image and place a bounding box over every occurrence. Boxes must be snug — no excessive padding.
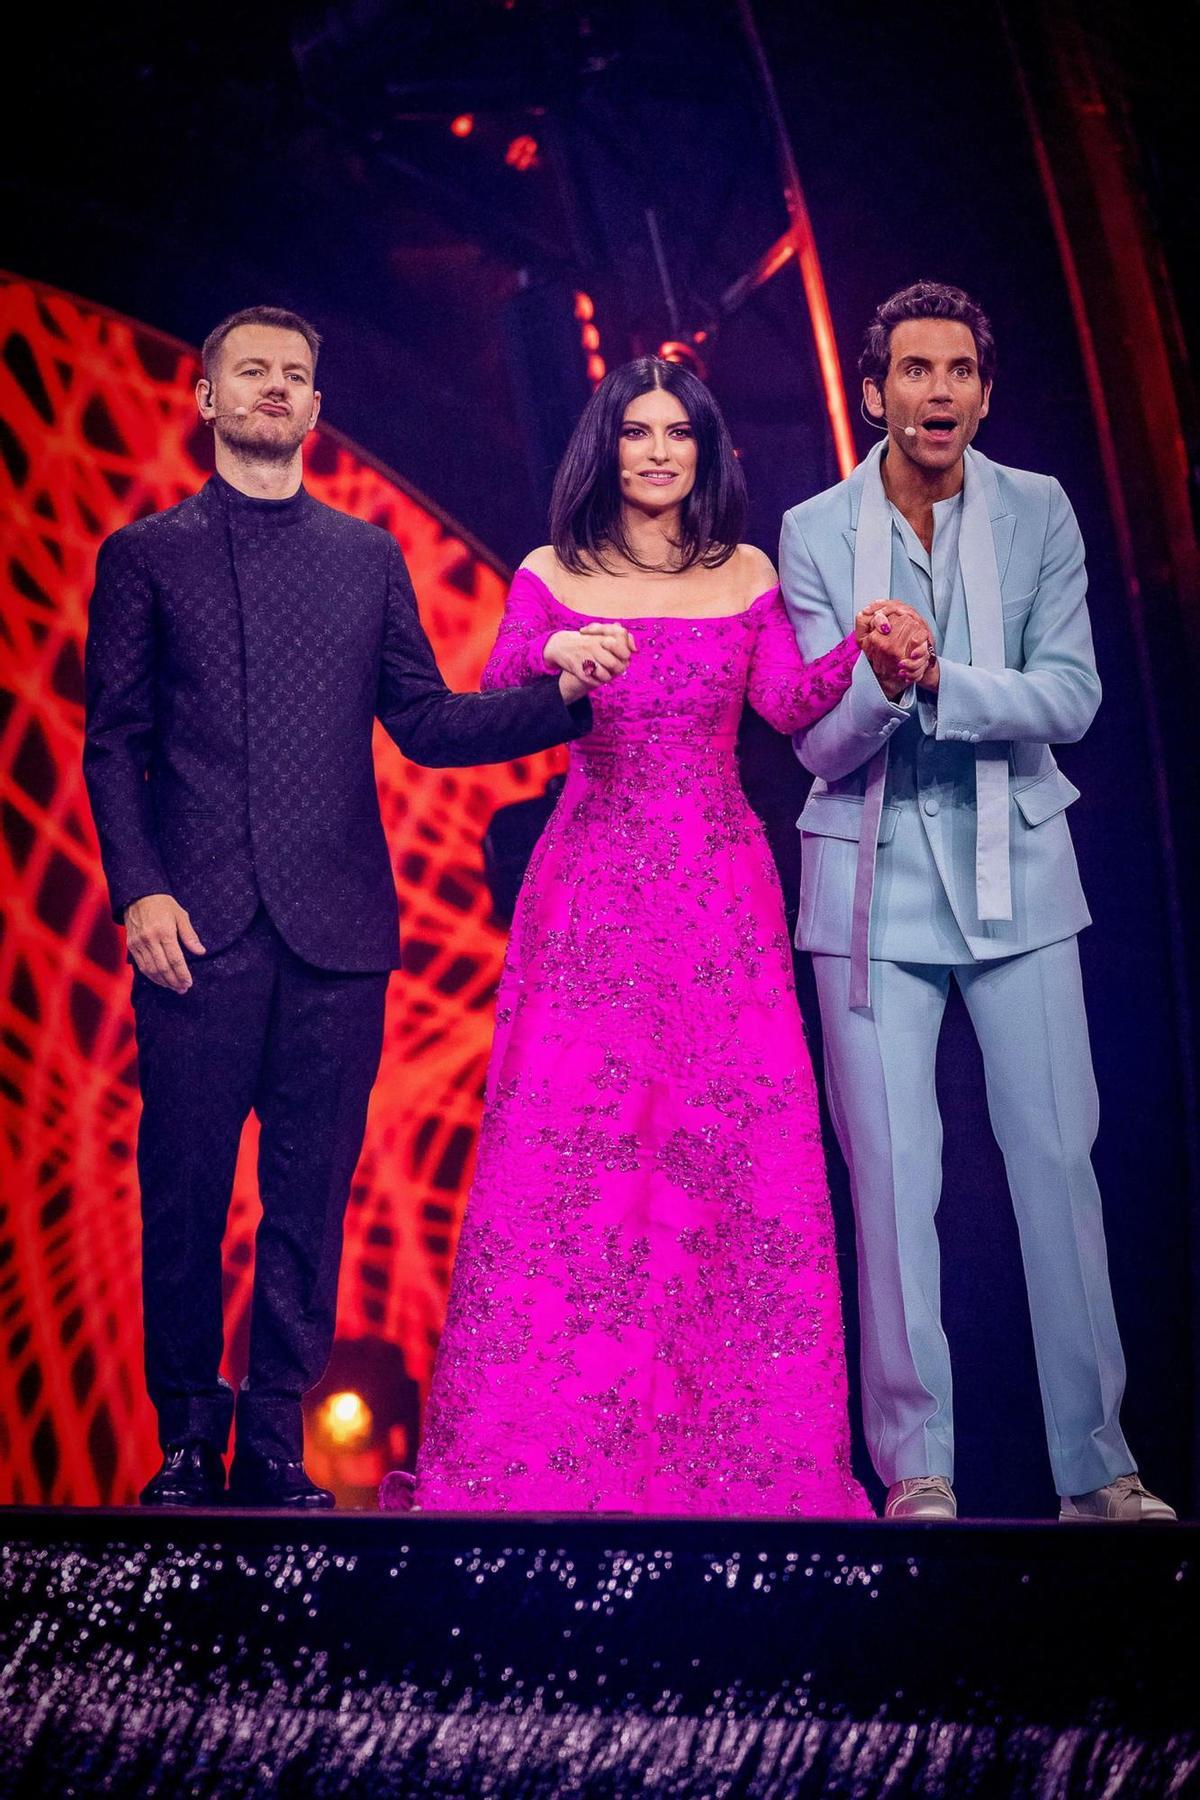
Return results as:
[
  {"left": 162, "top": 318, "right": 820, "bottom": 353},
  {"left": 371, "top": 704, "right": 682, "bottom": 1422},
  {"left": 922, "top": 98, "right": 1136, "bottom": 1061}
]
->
[{"left": 889, "top": 491, "right": 963, "bottom": 637}]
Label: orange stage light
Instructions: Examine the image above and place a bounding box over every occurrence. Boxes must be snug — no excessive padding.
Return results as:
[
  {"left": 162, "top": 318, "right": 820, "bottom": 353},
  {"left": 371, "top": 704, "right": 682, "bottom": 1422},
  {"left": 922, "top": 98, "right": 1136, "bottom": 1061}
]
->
[
  {"left": 658, "top": 340, "right": 708, "bottom": 380},
  {"left": 449, "top": 114, "right": 475, "bottom": 138},
  {"left": 316, "top": 1391, "right": 375, "bottom": 1450},
  {"left": 573, "top": 291, "right": 607, "bottom": 388},
  {"left": 505, "top": 135, "right": 539, "bottom": 172}
]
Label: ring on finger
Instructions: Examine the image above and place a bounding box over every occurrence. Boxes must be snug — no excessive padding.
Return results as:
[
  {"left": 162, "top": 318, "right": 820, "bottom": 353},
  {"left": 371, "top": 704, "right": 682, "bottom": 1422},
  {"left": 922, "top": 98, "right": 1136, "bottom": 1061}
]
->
[{"left": 581, "top": 658, "right": 597, "bottom": 676}]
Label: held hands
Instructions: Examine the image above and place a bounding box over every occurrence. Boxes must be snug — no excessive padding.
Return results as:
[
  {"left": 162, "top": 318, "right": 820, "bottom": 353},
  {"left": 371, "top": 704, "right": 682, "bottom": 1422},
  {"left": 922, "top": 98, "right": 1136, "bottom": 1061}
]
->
[
  {"left": 124, "top": 893, "right": 206, "bottom": 993},
  {"left": 854, "top": 600, "right": 937, "bottom": 700},
  {"left": 546, "top": 622, "right": 636, "bottom": 705}
]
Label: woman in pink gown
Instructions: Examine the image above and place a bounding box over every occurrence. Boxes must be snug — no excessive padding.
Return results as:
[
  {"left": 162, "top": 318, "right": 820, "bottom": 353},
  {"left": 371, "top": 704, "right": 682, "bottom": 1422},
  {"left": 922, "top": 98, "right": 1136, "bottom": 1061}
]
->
[{"left": 389, "top": 359, "right": 879, "bottom": 1516}]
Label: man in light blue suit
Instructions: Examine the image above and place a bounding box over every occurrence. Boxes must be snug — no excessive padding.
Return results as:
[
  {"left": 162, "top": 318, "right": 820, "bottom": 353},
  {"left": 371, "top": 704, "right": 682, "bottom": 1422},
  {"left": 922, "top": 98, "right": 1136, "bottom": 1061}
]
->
[{"left": 780, "top": 281, "right": 1173, "bottom": 1522}]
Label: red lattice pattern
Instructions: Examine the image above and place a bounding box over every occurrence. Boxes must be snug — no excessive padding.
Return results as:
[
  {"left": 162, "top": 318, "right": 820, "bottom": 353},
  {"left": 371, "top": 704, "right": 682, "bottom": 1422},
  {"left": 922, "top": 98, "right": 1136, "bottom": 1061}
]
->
[{"left": 0, "top": 275, "right": 562, "bottom": 1502}]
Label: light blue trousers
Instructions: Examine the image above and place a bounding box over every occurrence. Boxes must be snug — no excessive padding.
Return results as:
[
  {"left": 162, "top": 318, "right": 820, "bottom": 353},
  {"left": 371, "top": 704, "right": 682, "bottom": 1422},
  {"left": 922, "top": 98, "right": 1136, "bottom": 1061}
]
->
[{"left": 812, "top": 937, "right": 1134, "bottom": 1497}]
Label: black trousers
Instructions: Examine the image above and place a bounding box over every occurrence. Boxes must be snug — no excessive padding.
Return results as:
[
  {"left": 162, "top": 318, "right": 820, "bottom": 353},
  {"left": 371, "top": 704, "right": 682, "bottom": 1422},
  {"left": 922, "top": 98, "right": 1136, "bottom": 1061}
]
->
[{"left": 133, "top": 909, "right": 388, "bottom": 1460}]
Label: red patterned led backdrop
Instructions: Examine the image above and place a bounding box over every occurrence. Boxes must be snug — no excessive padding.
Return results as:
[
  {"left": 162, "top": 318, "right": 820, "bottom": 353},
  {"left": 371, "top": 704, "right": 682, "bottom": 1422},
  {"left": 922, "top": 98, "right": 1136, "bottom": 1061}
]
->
[{"left": 0, "top": 274, "right": 562, "bottom": 1503}]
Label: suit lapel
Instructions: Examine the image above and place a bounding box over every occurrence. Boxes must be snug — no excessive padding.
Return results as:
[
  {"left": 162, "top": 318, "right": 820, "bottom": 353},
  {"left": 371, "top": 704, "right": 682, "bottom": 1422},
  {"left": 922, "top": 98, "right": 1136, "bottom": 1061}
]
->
[
  {"left": 991, "top": 512, "right": 1017, "bottom": 590},
  {"left": 846, "top": 440, "right": 891, "bottom": 1011},
  {"left": 851, "top": 441, "right": 892, "bottom": 615},
  {"left": 959, "top": 448, "right": 1013, "bottom": 922},
  {"left": 960, "top": 448, "right": 1005, "bottom": 670}
]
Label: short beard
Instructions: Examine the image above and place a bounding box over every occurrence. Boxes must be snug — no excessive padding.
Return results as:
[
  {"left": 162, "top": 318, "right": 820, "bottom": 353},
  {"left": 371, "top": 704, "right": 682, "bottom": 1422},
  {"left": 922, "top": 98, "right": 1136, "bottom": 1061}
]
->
[{"left": 215, "top": 416, "right": 309, "bottom": 465}]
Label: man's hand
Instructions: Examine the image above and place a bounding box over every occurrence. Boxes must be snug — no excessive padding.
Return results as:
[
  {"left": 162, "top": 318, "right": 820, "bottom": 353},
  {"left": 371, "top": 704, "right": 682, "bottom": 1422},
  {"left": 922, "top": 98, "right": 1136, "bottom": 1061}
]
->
[
  {"left": 547, "top": 622, "right": 636, "bottom": 705},
  {"left": 854, "top": 600, "right": 934, "bottom": 700},
  {"left": 124, "top": 893, "right": 206, "bottom": 993}
]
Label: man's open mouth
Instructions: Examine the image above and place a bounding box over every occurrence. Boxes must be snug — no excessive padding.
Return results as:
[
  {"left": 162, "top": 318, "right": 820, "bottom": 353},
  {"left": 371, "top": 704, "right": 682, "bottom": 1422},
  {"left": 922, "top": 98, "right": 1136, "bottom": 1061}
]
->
[{"left": 920, "top": 417, "right": 957, "bottom": 437}]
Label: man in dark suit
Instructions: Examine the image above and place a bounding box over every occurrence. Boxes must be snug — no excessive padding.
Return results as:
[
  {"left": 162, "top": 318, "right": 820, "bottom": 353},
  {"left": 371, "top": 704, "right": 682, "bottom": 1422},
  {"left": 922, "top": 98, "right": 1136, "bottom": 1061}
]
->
[{"left": 83, "top": 304, "right": 628, "bottom": 1507}]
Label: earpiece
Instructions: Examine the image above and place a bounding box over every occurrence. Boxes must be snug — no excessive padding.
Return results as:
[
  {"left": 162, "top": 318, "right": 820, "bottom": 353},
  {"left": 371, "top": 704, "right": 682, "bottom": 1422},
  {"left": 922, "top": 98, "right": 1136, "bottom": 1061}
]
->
[{"left": 859, "top": 397, "right": 887, "bottom": 434}]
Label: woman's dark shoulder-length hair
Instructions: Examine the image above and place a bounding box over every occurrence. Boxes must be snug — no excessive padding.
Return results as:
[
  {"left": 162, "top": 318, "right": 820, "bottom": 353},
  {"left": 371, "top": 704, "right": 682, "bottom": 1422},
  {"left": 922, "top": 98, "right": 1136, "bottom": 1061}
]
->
[{"left": 549, "top": 357, "right": 747, "bottom": 573}]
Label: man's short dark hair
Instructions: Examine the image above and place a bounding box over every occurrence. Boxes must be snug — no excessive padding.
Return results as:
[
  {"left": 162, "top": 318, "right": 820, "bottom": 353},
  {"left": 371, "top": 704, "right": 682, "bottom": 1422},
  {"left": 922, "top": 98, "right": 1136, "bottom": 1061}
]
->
[
  {"left": 859, "top": 282, "right": 996, "bottom": 391},
  {"left": 201, "top": 306, "right": 323, "bottom": 383}
]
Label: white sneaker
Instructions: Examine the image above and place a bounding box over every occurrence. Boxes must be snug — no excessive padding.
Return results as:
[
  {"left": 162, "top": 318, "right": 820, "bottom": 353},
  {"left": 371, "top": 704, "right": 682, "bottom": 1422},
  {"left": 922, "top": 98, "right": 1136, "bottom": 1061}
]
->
[
  {"left": 885, "top": 1476, "right": 957, "bottom": 1520},
  {"left": 1058, "top": 1473, "right": 1176, "bottom": 1523}
]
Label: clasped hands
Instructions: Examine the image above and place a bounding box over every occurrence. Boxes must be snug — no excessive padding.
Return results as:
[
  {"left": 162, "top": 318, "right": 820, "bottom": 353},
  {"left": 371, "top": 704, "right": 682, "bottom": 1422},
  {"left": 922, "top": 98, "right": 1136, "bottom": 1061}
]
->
[
  {"left": 854, "top": 600, "right": 938, "bottom": 701},
  {"left": 545, "top": 622, "right": 636, "bottom": 703},
  {"left": 548, "top": 607, "right": 935, "bottom": 704}
]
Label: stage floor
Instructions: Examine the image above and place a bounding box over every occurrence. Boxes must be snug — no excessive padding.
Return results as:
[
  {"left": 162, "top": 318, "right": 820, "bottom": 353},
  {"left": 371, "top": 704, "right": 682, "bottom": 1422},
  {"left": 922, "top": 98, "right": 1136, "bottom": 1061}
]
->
[{"left": 1, "top": 1509, "right": 1197, "bottom": 1797}]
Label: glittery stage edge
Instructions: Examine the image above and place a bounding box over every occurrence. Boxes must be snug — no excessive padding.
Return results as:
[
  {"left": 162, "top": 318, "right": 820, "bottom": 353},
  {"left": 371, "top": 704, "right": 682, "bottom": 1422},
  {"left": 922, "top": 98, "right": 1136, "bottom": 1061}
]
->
[{"left": 0, "top": 1512, "right": 1196, "bottom": 1798}]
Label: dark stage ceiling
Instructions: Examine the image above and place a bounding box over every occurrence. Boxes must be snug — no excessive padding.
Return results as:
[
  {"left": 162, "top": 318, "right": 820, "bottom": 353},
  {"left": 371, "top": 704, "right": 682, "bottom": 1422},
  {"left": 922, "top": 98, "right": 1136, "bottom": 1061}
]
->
[{"left": 5, "top": 0, "right": 1194, "bottom": 565}]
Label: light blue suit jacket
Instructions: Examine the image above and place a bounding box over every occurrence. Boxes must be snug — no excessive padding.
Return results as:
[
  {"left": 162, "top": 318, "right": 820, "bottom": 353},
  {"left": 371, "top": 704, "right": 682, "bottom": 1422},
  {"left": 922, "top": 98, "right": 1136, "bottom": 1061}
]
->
[{"left": 779, "top": 447, "right": 1099, "bottom": 963}]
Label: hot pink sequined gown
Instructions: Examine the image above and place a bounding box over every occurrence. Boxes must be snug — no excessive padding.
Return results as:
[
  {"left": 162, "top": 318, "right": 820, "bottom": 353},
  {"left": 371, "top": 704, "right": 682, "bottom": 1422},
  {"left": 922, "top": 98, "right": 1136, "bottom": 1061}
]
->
[{"left": 404, "top": 566, "right": 870, "bottom": 1516}]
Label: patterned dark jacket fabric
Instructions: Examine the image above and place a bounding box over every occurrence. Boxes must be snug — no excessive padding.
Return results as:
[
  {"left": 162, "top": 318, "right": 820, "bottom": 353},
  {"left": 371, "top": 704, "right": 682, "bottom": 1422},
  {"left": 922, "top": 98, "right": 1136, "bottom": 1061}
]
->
[{"left": 84, "top": 474, "right": 588, "bottom": 971}]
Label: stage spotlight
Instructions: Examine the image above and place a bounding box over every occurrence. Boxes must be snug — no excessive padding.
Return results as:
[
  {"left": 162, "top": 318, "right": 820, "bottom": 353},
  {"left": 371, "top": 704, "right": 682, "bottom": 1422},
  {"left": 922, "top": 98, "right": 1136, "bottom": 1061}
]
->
[
  {"left": 574, "top": 292, "right": 606, "bottom": 387},
  {"left": 450, "top": 113, "right": 475, "bottom": 138},
  {"left": 316, "top": 1390, "right": 374, "bottom": 1451},
  {"left": 506, "top": 134, "right": 540, "bottom": 171},
  {"left": 658, "top": 340, "right": 708, "bottom": 381}
]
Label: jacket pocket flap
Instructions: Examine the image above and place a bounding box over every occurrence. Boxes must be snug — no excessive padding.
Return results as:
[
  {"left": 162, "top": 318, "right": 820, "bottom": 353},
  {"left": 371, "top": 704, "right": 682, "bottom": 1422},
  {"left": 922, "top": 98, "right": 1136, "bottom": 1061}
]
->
[
  {"left": 798, "top": 793, "right": 900, "bottom": 845},
  {"left": 1012, "top": 768, "right": 1080, "bottom": 827}
]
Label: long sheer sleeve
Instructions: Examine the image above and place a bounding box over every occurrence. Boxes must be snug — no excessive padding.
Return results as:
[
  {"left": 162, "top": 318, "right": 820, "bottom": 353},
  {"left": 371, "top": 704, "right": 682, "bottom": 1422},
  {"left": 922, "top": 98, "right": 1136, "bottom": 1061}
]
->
[
  {"left": 481, "top": 567, "right": 559, "bottom": 692},
  {"left": 747, "top": 589, "right": 860, "bottom": 732}
]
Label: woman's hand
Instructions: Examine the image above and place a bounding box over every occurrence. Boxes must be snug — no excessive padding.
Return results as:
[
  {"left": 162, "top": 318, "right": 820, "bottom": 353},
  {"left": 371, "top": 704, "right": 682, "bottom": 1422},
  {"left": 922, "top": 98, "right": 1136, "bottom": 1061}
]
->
[
  {"left": 545, "top": 622, "right": 636, "bottom": 694},
  {"left": 854, "top": 599, "right": 934, "bottom": 699},
  {"left": 854, "top": 598, "right": 927, "bottom": 648}
]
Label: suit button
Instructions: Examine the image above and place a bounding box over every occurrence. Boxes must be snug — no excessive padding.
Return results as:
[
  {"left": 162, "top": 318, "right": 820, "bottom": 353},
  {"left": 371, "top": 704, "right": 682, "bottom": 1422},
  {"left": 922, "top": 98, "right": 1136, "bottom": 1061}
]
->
[{"left": 923, "top": 797, "right": 940, "bottom": 816}]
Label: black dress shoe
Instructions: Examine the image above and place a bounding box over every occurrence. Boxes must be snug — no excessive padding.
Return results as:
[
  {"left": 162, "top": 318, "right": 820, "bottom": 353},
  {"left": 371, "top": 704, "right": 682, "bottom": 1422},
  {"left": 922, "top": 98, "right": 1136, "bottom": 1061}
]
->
[
  {"left": 227, "top": 1453, "right": 335, "bottom": 1509},
  {"left": 140, "top": 1441, "right": 226, "bottom": 1506}
]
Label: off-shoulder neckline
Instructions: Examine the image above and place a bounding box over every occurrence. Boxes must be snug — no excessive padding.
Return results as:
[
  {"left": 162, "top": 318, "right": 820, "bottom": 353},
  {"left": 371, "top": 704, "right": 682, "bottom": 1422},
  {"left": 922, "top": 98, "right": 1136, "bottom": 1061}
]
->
[{"left": 516, "top": 564, "right": 780, "bottom": 622}]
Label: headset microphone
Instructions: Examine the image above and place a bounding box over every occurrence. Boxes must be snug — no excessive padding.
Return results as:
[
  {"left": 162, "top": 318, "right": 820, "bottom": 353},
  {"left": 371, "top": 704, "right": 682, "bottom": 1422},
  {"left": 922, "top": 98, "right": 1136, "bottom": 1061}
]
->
[
  {"left": 857, "top": 399, "right": 920, "bottom": 441},
  {"left": 857, "top": 393, "right": 922, "bottom": 441}
]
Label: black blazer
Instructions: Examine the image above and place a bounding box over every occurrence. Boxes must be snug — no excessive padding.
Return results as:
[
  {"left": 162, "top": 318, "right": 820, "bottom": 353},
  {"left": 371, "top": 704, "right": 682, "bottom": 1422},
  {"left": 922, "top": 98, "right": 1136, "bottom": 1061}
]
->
[{"left": 83, "top": 477, "right": 588, "bottom": 971}]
